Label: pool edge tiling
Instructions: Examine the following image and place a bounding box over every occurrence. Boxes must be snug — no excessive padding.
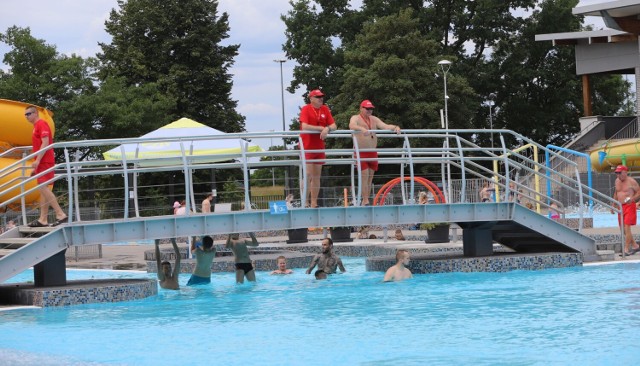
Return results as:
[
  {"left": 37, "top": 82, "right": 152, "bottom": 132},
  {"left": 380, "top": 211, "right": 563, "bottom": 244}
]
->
[
  {"left": 367, "top": 252, "right": 583, "bottom": 273},
  {"left": 0, "top": 278, "right": 157, "bottom": 307}
]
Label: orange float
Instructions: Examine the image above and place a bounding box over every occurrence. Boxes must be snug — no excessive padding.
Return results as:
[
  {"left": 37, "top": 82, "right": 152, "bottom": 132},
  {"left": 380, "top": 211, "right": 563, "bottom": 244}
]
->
[{"left": 373, "top": 177, "right": 445, "bottom": 206}]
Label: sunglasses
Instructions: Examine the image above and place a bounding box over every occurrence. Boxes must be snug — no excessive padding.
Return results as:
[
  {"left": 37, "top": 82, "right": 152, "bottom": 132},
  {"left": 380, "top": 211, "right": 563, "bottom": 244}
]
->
[
  {"left": 364, "top": 107, "right": 374, "bottom": 111},
  {"left": 313, "top": 95, "right": 324, "bottom": 98},
  {"left": 24, "top": 112, "right": 34, "bottom": 117}
]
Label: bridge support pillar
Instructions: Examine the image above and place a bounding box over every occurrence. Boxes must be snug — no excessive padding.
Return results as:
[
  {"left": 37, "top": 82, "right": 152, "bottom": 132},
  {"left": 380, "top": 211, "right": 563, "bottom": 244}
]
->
[
  {"left": 34, "top": 249, "right": 67, "bottom": 287},
  {"left": 462, "top": 224, "right": 494, "bottom": 257}
]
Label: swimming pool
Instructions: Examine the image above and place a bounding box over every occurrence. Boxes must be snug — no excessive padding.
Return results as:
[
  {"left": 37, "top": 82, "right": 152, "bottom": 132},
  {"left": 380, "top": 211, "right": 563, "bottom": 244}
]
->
[
  {"left": 567, "top": 210, "right": 625, "bottom": 228},
  {"left": 1, "top": 258, "right": 639, "bottom": 365}
]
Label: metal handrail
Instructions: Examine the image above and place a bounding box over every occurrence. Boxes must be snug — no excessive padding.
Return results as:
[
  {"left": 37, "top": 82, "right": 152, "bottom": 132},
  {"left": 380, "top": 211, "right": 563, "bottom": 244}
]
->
[
  {"left": 0, "top": 129, "right": 621, "bottom": 235},
  {"left": 604, "top": 117, "right": 639, "bottom": 142}
]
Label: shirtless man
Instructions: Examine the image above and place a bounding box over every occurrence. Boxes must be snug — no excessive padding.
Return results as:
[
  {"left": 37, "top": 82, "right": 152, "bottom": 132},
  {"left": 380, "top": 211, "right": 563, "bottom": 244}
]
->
[
  {"left": 479, "top": 182, "right": 493, "bottom": 203},
  {"left": 383, "top": 249, "right": 413, "bottom": 282},
  {"left": 306, "top": 238, "right": 346, "bottom": 275},
  {"left": 226, "top": 232, "right": 259, "bottom": 283},
  {"left": 154, "top": 239, "right": 181, "bottom": 290},
  {"left": 612, "top": 165, "right": 640, "bottom": 255},
  {"left": 201, "top": 193, "right": 213, "bottom": 213},
  {"left": 349, "top": 100, "right": 401, "bottom": 206},
  {"left": 270, "top": 256, "right": 293, "bottom": 275},
  {"left": 186, "top": 235, "right": 216, "bottom": 286}
]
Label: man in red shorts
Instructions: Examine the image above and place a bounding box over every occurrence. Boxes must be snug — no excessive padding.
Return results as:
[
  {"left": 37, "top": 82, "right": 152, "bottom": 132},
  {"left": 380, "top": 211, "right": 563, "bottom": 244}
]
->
[
  {"left": 299, "top": 89, "right": 337, "bottom": 208},
  {"left": 612, "top": 165, "right": 640, "bottom": 255},
  {"left": 349, "top": 100, "right": 401, "bottom": 206},
  {"left": 25, "top": 105, "right": 67, "bottom": 227}
]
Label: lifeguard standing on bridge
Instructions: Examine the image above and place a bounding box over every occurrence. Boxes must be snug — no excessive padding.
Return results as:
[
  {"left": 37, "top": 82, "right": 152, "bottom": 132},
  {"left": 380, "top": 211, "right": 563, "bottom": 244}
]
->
[
  {"left": 349, "top": 100, "right": 401, "bottom": 206},
  {"left": 299, "top": 89, "right": 337, "bottom": 208}
]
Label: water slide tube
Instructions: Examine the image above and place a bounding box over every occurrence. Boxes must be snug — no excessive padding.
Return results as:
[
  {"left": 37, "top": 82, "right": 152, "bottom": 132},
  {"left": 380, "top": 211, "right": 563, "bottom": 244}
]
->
[
  {"left": 0, "top": 99, "right": 55, "bottom": 208},
  {"left": 589, "top": 139, "right": 640, "bottom": 172}
]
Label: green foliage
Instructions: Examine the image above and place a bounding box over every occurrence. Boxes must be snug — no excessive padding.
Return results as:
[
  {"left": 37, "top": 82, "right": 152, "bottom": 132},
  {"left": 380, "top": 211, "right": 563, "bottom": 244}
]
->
[
  {"left": 482, "top": 0, "right": 630, "bottom": 146},
  {"left": 99, "top": 0, "right": 245, "bottom": 132},
  {"left": 283, "top": 0, "right": 630, "bottom": 150},
  {"left": 0, "top": 26, "right": 97, "bottom": 143},
  {"left": 420, "top": 222, "right": 448, "bottom": 230},
  {"left": 220, "top": 178, "right": 243, "bottom": 204}
]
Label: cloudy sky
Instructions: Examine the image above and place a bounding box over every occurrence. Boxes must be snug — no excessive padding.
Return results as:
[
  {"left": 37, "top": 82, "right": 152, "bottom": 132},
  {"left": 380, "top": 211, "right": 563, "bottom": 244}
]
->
[
  {"left": 0, "top": 0, "right": 606, "bottom": 149},
  {"left": 0, "top": 0, "right": 312, "bottom": 150}
]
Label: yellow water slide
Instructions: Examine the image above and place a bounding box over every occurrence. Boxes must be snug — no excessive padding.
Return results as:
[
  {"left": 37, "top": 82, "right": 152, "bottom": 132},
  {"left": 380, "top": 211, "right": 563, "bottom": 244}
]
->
[
  {"left": 589, "top": 139, "right": 640, "bottom": 172},
  {"left": 0, "top": 99, "right": 55, "bottom": 208}
]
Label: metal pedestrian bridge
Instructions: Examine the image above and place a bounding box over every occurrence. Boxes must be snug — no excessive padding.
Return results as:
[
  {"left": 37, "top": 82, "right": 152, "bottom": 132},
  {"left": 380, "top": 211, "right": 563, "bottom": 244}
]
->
[{"left": 0, "top": 128, "right": 620, "bottom": 284}]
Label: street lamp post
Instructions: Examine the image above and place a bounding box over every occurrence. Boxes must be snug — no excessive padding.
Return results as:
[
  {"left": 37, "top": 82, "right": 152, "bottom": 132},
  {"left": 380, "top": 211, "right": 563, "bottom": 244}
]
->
[
  {"left": 488, "top": 92, "right": 496, "bottom": 149},
  {"left": 438, "top": 60, "right": 452, "bottom": 203},
  {"left": 274, "top": 59, "right": 288, "bottom": 192},
  {"left": 274, "top": 59, "right": 287, "bottom": 137}
]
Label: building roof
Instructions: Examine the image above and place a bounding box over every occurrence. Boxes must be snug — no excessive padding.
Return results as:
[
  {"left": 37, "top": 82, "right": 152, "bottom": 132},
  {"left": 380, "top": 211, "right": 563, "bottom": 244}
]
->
[
  {"left": 534, "top": 29, "right": 632, "bottom": 46},
  {"left": 573, "top": 0, "right": 640, "bottom": 33},
  {"left": 573, "top": 0, "right": 640, "bottom": 17}
]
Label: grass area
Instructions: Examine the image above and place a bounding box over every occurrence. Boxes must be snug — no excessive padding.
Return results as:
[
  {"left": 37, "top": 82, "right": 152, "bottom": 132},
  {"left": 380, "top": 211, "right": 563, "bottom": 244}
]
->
[{"left": 251, "top": 186, "right": 285, "bottom": 196}]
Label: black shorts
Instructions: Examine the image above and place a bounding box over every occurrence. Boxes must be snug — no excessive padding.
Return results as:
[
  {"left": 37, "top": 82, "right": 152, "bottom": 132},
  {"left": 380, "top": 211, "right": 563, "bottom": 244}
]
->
[{"left": 235, "top": 262, "right": 254, "bottom": 274}]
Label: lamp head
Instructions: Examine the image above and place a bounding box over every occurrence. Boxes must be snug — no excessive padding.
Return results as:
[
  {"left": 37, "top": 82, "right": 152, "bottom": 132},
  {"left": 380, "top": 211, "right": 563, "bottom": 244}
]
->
[{"left": 438, "top": 59, "right": 452, "bottom": 73}]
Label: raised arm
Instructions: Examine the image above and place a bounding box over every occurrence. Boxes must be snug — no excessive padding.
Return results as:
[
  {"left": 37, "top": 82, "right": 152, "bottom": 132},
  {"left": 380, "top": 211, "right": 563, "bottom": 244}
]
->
[
  {"left": 225, "top": 235, "right": 233, "bottom": 249},
  {"left": 171, "top": 238, "right": 181, "bottom": 279},
  {"left": 246, "top": 232, "right": 259, "bottom": 247},
  {"left": 154, "top": 240, "right": 165, "bottom": 281}
]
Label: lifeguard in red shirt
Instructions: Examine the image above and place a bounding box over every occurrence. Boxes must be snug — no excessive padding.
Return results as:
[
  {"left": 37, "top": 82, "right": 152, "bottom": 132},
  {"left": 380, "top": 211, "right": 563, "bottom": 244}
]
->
[
  {"left": 25, "top": 105, "right": 67, "bottom": 227},
  {"left": 299, "top": 89, "right": 337, "bottom": 208}
]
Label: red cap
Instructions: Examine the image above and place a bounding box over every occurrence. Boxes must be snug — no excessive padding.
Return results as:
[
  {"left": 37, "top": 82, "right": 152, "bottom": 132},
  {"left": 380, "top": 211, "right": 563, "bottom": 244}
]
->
[
  {"left": 615, "top": 165, "right": 629, "bottom": 172},
  {"left": 360, "top": 100, "right": 375, "bottom": 108},
  {"left": 309, "top": 89, "right": 325, "bottom": 97}
]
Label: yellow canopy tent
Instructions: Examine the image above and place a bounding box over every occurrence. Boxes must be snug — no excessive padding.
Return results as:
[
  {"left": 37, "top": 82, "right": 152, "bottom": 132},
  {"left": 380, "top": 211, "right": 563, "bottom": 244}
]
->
[{"left": 102, "top": 117, "right": 262, "bottom": 165}]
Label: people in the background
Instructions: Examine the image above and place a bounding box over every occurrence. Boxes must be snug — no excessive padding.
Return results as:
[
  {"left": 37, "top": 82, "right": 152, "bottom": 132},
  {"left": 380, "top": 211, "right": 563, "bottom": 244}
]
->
[
  {"left": 383, "top": 249, "right": 413, "bottom": 282},
  {"left": 226, "top": 232, "right": 259, "bottom": 283},
  {"left": 154, "top": 239, "right": 181, "bottom": 290},
  {"left": 186, "top": 236, "right": 216, "bottom": 286},
  {"left": 306, "top": 238, "right": 346, "bottom": 275},
  {"left": 201, "top": 193, "right": 213, "bottom": 213},
  {"left": 271, "top": 256, "right": 293, "bottom": 275}
]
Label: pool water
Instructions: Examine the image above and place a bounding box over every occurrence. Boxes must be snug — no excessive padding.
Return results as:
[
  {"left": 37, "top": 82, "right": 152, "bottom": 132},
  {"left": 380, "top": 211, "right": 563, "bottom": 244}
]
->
[
  {"left": 1, "top": 258, "right": 639, "bottom": 365},
  {"left": 567, "top": 211, "right": 624, "bottom": 228}
]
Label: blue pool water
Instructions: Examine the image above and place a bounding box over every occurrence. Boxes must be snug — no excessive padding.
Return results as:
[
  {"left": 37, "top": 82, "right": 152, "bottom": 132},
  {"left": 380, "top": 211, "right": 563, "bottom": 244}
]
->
[
  {"left": 567, "top": 211, "right": 621, "bottom": 228},
  {"left": 1, "top": 258, "right": 639, "bottom": 365}
]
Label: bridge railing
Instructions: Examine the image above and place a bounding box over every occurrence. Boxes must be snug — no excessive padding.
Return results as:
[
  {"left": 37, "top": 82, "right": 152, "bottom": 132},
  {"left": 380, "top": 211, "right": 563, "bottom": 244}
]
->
[{"left": 0, "top": 129, "right": 622, "bottom": 234}]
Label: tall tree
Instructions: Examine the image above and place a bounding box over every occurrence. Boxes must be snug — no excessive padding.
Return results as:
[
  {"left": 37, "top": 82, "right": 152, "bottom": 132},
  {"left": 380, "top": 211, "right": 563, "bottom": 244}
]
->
[
  {"left": 0, "top": 26, "right": 97, "bottom": 142},
  {"left": 99, "top": 0, "right": 245, "bottom": 132},
  {"left": 486, "top": 0, "right": 630, "bottom": 146},
  {"left": 331, "top": 9, "right": 475, "bottom": 132}
]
